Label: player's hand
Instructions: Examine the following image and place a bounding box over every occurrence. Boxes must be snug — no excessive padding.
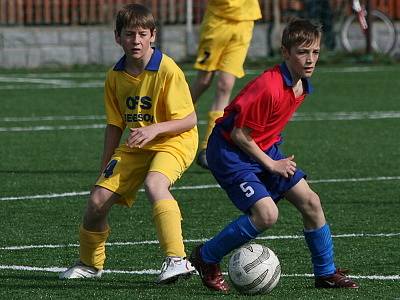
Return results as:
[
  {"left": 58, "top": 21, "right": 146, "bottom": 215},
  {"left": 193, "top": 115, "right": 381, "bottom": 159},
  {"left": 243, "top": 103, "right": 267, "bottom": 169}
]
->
[
  {"left": 270, "top": 155, "right": 297, "bottom": 178},
  {"left": 125, "top": 125, "right": 159, "bottom": 148}
]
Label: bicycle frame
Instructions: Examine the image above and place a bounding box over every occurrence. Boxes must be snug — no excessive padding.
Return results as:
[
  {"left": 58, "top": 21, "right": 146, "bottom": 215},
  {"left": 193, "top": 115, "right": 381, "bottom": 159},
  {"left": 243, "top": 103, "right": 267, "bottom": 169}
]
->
[{"left": 340, "top": 0, "right": 397, "bottom": 54}]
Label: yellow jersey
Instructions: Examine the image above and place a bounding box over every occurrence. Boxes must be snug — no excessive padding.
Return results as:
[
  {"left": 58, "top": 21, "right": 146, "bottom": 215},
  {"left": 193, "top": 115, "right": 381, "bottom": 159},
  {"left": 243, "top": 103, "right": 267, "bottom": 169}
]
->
[
  {"left": 104, "top": 48, "right": 198, "bottom": 153},
  {"left": 207, "top": 0, "right": 262, "bottom": 21}
]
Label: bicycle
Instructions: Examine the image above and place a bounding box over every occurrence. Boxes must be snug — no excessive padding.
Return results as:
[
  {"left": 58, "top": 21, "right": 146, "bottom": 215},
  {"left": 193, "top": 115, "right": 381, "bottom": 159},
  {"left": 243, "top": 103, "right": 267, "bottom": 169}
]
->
[
  {"left": 274, "top": 0, "right": 397, "bottom": 56},
  {"left": 337, "top": 0, "right": 397, "bottom": 55}
]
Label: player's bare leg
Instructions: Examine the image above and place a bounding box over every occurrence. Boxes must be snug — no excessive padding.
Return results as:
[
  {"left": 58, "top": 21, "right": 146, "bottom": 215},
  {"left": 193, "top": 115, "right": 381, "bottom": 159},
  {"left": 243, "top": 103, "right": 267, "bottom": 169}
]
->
[
  {"left": 212, "top": 71, "right": 235, "bottom": 111},
  {"left": 83, "top": 187, "right": 119, "bottom": 231},
  {"left": 285, "top": 179, "right": 359, "bottom": 288},
  {"left": 249, "top": 197, "right": 279, "bottom": 231},
  {"left": 284, "top": 179, "right": 325, "bottom": 230},
  {"left": 190, "top": 70, "right": 214, "bottom": 104},
  {"left": 197, "top": 71, "right": 236, "bottom": 169}
]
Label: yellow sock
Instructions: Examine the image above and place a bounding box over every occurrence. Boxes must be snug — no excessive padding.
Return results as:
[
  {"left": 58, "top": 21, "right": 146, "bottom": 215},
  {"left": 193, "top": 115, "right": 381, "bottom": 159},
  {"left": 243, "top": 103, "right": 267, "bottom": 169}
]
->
[
  {"left": 152, "top": 199, "right": 185, "bottom": 257},
  {"left": 79, "top": 225, "right": 110, "bottom": 270},
  {"left": 200, "top": 110, "right": 224, "bottom": 150}
]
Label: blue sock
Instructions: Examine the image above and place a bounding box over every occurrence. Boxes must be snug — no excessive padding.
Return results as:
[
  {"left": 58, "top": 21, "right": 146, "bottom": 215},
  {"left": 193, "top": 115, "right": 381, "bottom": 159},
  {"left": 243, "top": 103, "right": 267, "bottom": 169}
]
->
[
  {"left": 201, "top": 215, "right": 261, "bottom": 264},
  {"left": 304, "top": 223, "right": 336, "bottom": 276}
]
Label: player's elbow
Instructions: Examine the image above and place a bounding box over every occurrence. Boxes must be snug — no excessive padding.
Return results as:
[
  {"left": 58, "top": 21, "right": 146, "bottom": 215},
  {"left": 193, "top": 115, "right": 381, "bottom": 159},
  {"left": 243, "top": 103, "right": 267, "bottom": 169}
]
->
[
  {"left": 231, "top": 127, "right": 248, "bottom": 146},
  {"left": 230, "top": 128, "right": 240, "bottom": 143},
  {"left": 187, "top": 111, "right": 197, "bottom": 129}
]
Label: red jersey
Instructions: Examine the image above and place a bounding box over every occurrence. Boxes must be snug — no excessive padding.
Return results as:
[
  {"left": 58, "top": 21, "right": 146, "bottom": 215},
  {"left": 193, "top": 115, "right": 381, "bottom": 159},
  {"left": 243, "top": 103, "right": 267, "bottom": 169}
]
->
[{"left": 216, "top": 63, "right": 313, "bottom": 151}]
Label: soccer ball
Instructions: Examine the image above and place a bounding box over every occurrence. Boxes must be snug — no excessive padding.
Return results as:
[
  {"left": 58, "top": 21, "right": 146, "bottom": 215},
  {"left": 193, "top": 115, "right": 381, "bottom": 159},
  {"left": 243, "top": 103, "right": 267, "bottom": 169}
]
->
[{"left": 228, "top": 243, "right": 281, "bottom": 295}]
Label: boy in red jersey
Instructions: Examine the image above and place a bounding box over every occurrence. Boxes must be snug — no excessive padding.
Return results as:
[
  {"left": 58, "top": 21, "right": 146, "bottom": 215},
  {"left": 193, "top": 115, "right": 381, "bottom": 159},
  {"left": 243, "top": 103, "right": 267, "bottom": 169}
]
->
[{"left": 189, "top": 19, "right": 359, "bottom": 292}]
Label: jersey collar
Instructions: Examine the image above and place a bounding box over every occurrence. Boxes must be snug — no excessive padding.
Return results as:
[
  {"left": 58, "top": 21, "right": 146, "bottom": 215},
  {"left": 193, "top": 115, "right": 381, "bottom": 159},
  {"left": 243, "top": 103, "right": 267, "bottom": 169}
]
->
[
  {"left": 279, "top": 62, "right": 313, "bottom": 94},
  {"left": 113, "top": 48, "right": 163, "bottom": 71}
]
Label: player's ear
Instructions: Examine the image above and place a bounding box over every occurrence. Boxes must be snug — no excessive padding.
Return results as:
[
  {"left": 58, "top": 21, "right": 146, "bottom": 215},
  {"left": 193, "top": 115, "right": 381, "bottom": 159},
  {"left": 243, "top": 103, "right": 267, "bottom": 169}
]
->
[
  {"left": 281, "top": 46, "right": 290, "bottom": 60},
  {"left": 115, "top": 30, "right": 121, "bottom": 45},
  {"left": 150, "top": 29, "right": 157, "bottom": 43}
]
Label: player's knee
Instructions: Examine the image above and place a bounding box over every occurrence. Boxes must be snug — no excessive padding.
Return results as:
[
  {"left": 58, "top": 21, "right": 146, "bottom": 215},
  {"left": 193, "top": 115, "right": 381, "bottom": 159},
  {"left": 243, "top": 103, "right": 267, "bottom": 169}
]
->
[
  {"left": 252, "top": 207, "right": 279, "bottom": 231},
  {"left": 87, "top": 193, "right": 109, "bottom": 218},
  {"left": 304, "top": 191, "right": 323, "bottom": 215},
  {"left": 143, "top": 174, "right": 169, "bottom": 196},
  {"left": 302, "top": 190, "right": 323, "bottom": 220},
  {"left": 195, "top": 72, "right": 213, "bottom": 90},
  {"left": 217, "top": 77, "right": 234, "bottom": 95},
  {"left": 198, "top": 77, "right": 212, "bottom": 90},
  {"left": 143, "top": 179, "right": 157, "bottom": 195}
]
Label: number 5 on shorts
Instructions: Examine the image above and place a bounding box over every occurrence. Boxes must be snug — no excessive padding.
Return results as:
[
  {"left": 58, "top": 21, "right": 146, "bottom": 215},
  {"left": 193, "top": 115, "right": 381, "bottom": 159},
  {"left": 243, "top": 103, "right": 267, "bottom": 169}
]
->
[{"left": 240, "top": 182, "right": 255, "bottom": 198}]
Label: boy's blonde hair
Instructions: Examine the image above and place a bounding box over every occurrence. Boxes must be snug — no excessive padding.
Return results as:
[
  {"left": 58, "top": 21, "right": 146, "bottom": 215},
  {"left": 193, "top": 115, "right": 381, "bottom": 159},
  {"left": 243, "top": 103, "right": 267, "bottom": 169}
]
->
[
  {"left": 115, "top": 4, "right": 156, "bottom": 35},
  {"left": 281, "top": 18, "right": 322, "bottom": 50}
]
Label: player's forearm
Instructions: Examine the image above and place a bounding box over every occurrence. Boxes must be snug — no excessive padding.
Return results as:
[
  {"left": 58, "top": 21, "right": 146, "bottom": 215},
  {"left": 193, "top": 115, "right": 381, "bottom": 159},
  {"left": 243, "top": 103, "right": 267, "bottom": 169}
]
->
[
  {"left": 100, "top": 124, "right": 123, "bottom": 171},
  {"left": 154, "top": 111, "right": 197, "bottom": 136},
  {"left": 231, "top": 127, "right": 275, "bottom": 171}
]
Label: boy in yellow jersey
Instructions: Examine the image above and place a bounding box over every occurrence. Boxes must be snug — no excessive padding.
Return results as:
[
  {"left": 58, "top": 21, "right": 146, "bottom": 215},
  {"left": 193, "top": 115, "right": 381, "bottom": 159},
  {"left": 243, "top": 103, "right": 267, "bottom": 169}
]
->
[
  {"left": 59, "top": 4, "right": 198, "bottom": 284},
  {"left": 191, "top": 0, "right": 261, "bottom": 169}
]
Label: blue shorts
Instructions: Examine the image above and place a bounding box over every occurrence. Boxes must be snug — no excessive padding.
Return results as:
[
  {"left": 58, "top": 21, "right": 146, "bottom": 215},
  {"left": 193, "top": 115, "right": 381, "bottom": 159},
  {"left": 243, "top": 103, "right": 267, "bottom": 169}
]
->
[{"left": 207, "top": 127, "right": 306, "bottom": 213}]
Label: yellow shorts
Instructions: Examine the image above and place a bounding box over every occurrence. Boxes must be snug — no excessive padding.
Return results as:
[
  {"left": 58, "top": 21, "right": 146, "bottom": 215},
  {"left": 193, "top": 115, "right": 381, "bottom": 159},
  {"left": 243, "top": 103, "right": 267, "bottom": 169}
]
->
[
  {"left": 194, "top": 11, "right": 255, "bottom": 78},
  {"left": 95, "top": 147, "right": 195, "bottom": 207}
]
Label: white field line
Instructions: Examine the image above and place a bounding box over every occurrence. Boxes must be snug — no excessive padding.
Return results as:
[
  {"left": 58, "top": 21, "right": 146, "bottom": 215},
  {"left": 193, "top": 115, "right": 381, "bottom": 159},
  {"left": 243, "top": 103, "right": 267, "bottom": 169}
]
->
[
  {"left": 0, "top": 75, "right": 104, "bottom": 89},
  {"left": 2, "top": 112, "right": 400, "bottom": 123},
  {"left": 1, "top": 111, "right": 400, "bottom": 123},
  {"left": 0, "top": 264, "right": 398, "bottom": 280},
  {"left": 0, "top": 77, "right": 73, "bottom": 85},
  {"left": 1, "top": 233, "right": 399, "bottom": 251},
  {"left": 293, "top": 111, "right": 400, "bottom": 121},
  {"left": 0, "top": 66, "right": 393, "bottom": 80},
  {"left": 16, "top": 73, "right": 106, "bottom": 78},
  {"left": 0, "top": 176, "right": 400, "bottom": 201},
  {"left": 0, "top": 83, "right": 103, "bottom": 90},
  {"left": 0, "top": 115, "right": 105, "bottom": 122},
  {"left": 187, "top": 66, "right": 397, "bottom": 76},
  {"left": 0, "top": 124, "right": 105, "bottom": 132},
  {"left": 1, "top": 111, "right": 400, "bottom": 132},
  {"left": 1, "top": 176, "right": 400, "bottom": 202},
  {"left": 0, "top": 66, "right": 395, "bottom": 90},
  {"left": 1, "top": 234, "right": 399, "bottom": 281}
]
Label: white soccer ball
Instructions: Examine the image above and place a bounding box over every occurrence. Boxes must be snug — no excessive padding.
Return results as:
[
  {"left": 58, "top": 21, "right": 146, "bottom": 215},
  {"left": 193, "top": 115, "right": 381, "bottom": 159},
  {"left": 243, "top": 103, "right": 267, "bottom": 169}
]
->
[{"left": 228, "top": 243, "right": 281, "bottom": 295}]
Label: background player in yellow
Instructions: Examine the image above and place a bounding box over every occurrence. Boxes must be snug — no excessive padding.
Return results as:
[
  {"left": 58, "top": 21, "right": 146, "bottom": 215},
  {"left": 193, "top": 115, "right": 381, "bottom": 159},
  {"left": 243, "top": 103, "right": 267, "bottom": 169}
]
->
[
  {"left": 191, "top": 0, "right": 261, "bottom": 169},
  {"left": 59, "top": 4, "right": 198, "bottom": 284}
]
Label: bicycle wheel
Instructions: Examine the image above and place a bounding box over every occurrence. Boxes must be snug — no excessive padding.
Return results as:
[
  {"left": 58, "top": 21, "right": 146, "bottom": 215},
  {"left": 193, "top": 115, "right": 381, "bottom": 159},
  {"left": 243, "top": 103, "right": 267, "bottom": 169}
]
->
[{"left": 340, "top": 10, "right": 397, "bottom": 55}]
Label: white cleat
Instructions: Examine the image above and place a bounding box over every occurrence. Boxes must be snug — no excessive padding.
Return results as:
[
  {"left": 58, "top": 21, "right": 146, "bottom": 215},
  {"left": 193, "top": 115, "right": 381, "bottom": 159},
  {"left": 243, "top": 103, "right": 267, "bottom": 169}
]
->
[
  {"left": 59, "top": 261, "right": 103, "bottom": 279},
  {"left": 156, "top": 256, "right": 196, "bottom": 284}
]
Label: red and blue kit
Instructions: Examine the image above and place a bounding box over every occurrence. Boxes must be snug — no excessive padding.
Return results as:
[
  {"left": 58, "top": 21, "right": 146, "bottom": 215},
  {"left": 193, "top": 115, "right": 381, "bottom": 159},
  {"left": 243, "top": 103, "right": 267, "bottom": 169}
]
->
[
  {"left": 207, "top": 63, "right": 313, "bottom": 212},
  {"left": 217, "top": 63, "right": 312, "bottom": 151}
]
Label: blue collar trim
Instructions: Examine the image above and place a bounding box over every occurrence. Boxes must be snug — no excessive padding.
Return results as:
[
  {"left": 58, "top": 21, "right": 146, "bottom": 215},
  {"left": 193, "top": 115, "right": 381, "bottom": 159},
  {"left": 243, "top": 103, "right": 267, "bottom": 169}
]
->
[
  {"left": 113, "top": 56, "right": 126, "bottom": 71},
  {"left": 146, "top": 48, "right": 162, "bottom": 71},
  {"left": 113, "top": 48, "right": 162, "bottom": 71},
  {"left": 279, "top": 62, "right": 313, "bottom": 94}
]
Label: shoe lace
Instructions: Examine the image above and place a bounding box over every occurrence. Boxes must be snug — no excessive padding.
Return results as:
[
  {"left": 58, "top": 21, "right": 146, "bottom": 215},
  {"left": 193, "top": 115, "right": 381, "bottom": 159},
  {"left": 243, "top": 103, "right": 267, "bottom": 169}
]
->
[
  {"left": 160, "top": 257, "right": 182, "bottom": 274},
  {"left": 336, "top": 268, "right": 351, "bottom": 276},
  {"left": 333, "top": 268, "right": 357, "bottom": 286},
  {"left": 159, "top": 259, "right": 170, "bottom": 274}
]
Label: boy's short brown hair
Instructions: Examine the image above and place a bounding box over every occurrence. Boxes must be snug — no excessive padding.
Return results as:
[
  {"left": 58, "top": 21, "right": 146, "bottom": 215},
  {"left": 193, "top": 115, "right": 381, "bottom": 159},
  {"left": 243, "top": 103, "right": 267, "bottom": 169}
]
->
[
  {"left": 115, "top": 4, "right": 156, "bottom": 35},
  {"left": 281, "top": 18, "right": 322, "bottom": 50}
]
